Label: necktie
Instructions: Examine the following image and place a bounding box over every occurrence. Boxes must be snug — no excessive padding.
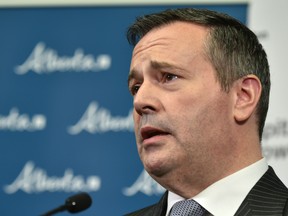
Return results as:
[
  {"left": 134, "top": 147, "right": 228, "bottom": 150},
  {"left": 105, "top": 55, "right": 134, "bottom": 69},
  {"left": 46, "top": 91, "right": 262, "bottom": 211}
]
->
[{"left": 170, "top": 199, "right": 206, "bottom": 216}]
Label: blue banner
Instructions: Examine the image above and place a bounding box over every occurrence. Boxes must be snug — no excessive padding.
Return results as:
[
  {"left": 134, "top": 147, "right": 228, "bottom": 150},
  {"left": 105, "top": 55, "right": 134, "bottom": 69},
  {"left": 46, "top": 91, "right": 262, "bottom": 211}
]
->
[{"left": 0, "top": 4, "right": 247, "bottom": 215}]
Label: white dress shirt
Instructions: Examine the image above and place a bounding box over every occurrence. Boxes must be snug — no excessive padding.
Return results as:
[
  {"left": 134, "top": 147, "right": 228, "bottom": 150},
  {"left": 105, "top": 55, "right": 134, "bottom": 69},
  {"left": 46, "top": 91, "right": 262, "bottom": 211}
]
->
[{"left": 166, "top": 158, "right": 268, "bottom": 216}]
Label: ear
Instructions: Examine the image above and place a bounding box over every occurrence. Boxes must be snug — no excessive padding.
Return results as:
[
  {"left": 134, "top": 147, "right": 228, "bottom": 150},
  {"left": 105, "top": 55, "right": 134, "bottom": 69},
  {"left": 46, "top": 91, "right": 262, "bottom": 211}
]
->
[{"left": 233, "top": 75, "right": 262, "bottom": 122}]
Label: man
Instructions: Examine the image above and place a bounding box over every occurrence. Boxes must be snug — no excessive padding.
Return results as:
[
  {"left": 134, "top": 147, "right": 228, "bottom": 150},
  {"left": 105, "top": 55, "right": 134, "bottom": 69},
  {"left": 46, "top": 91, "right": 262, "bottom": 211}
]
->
[{"left": 125, "top": 8, "right": 288, "bottom": 216}]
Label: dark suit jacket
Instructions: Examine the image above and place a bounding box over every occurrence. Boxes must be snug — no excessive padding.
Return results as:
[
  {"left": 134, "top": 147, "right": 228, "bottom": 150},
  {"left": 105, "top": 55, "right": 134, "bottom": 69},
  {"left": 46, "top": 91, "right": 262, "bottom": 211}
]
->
[{"left": 125, "top": 167, "right": 288, "bottom": 216}]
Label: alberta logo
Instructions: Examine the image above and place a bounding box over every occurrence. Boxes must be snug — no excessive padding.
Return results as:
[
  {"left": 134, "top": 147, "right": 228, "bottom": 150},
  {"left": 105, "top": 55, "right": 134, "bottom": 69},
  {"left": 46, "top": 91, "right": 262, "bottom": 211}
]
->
[
  {"left": 67, "top": 101, "right": 134, "bottom": 134},
  {"left": 15, "top": 42, "right": 111, "bottom": 74},
  {"left": 0, "top": 108, "right": 46, "bottom": 131},
  {"left": 3, "top": 161, "right": 101, "bottom": 194}
]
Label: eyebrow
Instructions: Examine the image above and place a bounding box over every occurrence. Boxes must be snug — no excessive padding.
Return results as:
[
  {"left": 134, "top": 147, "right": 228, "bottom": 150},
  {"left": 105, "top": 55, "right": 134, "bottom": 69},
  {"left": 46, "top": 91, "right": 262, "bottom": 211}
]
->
[
  {"left": 128, "top": 60, "right": 182, "bottom": 86},
  {"left": 150, "top": 60, "right": 179, "bottom": 70}
]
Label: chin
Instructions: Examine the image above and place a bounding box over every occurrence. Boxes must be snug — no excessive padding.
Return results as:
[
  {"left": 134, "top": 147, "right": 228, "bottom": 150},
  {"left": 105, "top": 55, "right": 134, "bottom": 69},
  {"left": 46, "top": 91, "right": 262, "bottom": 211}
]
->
[{"left": 144, "top": 159, "right": 168, "bottom": 178}]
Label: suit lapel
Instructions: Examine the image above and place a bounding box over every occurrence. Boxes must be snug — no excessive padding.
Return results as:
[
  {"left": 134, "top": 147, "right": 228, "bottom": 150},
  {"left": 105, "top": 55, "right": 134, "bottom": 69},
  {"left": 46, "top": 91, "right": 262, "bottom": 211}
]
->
[
  {"left": 235, "top": 166, "right": 288, "bottom": 216},
  {"left": 124, "top": 191, "right": 168, "bottom": 216},
  {"left": 150, "top": 191, "right": 168, "bottom": 216}
]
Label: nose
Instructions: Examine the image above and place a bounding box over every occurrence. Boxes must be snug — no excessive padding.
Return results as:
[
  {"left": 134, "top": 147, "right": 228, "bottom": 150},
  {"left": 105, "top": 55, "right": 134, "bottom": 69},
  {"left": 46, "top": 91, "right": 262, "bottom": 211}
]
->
[{"left": 133, "top": 81, "right": 160, "bottom": 116}]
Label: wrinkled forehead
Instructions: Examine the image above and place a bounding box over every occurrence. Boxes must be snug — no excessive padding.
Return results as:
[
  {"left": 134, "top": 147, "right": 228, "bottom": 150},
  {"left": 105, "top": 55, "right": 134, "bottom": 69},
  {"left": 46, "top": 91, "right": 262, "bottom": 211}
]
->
[
  {"left": 131, "top": 22, "right": 209, "bottom": 65},
  {"left": 133, "top": 21, "right": 209, "bottom": 53}
]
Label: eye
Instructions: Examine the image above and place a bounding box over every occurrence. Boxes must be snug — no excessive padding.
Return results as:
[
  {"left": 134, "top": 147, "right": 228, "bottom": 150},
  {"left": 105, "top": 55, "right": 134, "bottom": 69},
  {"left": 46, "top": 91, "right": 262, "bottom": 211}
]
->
[
  {"left": 129, "top": 84, "right": 141, "bottom": 96},
  {"left": 164, "top": 73, "right": 178, "bottom": 82}
]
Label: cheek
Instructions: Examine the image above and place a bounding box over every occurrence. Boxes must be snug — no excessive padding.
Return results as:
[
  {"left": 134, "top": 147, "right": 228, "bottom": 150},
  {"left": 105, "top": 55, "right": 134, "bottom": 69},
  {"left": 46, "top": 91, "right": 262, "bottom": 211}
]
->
[
  {"left": 174, "top": 92, "right": 230, "bottom": 140},
  {"left": 132, "top": 111, "right": 145, "bottom": 155},
  {"left": 133, "top": 110, "right": 139, "bottom": 128}
]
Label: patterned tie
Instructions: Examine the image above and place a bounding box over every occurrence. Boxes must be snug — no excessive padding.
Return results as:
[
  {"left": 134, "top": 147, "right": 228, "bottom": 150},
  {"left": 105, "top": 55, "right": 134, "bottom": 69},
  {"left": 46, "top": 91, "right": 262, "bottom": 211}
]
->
[{"left": 170, "top": 199, "right": 206, "bottom": 216}]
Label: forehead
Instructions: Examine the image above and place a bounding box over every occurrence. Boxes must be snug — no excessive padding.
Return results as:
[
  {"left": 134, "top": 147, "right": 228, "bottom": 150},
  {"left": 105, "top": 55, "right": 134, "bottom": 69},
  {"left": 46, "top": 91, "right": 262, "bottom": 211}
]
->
[{"left": 132, "top": 21, "right": 209, "bottom": 58}]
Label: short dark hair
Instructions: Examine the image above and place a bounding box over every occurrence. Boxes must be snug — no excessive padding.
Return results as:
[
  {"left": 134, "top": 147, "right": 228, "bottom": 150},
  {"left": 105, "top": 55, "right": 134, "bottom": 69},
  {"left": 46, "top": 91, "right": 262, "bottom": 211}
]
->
[{"left": 127, "top": 8, "right": 270, "bottom": 140}]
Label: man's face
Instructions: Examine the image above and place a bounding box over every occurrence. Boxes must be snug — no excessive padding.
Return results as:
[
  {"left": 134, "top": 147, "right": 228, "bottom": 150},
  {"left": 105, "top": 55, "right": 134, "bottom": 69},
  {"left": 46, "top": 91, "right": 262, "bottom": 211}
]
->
[{"left": 128, "top": 22, "right": 234, "bottom": 186}]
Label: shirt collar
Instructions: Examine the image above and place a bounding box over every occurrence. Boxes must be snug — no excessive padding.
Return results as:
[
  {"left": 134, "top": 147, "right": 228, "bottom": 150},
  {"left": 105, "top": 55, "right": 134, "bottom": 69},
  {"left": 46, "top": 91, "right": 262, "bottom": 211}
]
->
[{"left": 166, "top": 158, "right": 268, "bottom": 216}]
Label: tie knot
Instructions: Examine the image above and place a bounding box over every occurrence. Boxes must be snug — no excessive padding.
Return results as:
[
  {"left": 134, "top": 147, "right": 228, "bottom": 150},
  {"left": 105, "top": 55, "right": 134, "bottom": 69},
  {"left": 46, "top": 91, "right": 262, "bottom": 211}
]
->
[{"left": 170, "top": 199, "right": 206, "bottom": 216}]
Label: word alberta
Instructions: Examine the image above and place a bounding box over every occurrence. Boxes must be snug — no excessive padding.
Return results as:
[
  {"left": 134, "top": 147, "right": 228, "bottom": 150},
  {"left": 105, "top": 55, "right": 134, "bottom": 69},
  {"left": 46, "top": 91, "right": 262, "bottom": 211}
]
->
[
  {"left": 68, "top": 101, "right": 134, "bottom": 134},
  {"left": 15, "top": 42, "right": 111, "bottom": 74},
  {"left": 0, "top": 108, "right": 46, "bottom": 131},
  {"left": 3, "top": 161, "right": 101, "bottom": 194}
]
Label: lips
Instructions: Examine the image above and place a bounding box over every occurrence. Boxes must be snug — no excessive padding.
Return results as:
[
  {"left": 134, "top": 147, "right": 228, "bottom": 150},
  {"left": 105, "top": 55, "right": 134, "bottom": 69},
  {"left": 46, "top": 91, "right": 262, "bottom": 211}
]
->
[{"left": 140, "top": 126, "right": 169, "bottom": 141}]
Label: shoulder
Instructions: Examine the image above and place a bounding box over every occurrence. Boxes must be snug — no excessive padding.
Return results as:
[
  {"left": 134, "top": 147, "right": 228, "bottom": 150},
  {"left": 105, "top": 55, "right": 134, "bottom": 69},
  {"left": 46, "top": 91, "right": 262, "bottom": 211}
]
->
[
  {"left": 236, "top": 166, "right": 288, "bottom": 215},
  {"left": 257, "top": 166, "right": 288, "bottom": 194}
]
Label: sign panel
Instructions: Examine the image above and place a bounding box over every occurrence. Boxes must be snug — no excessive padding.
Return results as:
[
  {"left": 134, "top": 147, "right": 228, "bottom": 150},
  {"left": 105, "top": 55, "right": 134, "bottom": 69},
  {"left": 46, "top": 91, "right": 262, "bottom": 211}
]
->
[{"left": 0, "top": 4, "right": 247, "bottom": 215}]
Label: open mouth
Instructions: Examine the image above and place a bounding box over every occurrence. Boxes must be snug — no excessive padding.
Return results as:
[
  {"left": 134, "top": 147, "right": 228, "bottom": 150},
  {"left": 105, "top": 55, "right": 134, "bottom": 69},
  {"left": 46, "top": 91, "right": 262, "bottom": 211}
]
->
[{"left": 140, "top": 127, "right": 169, "bottom": 140}]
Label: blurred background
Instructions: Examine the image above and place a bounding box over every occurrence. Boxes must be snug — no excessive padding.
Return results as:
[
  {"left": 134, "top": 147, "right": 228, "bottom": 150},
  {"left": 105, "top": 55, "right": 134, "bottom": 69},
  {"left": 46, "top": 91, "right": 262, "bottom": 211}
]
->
[{"left": 0, "top": 0, "right": 287, "bottom": 215}]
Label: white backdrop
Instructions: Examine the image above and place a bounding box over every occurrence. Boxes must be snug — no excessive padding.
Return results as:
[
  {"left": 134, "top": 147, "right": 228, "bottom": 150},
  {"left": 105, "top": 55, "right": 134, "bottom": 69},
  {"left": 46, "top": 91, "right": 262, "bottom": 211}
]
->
[{"left": 248, "top": 0, "right": 288, "bottom": 186}]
